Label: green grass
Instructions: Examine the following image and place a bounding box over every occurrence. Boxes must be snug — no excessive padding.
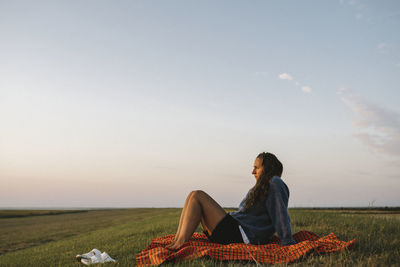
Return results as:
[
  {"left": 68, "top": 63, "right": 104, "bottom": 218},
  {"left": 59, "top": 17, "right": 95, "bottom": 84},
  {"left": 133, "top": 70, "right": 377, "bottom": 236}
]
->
[
  {"left": 0, "top": 208, "right": 399, "bottom": 266},
  {"left": 0, "top": 210, "right": 89, "bottom": 219}
]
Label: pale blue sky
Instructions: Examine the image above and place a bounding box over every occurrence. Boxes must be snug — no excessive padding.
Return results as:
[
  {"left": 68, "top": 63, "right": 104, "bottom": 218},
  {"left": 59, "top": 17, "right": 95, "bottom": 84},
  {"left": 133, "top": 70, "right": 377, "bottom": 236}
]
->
[{"left": 1, "top": 0, "right": 399, "bottom": 208}]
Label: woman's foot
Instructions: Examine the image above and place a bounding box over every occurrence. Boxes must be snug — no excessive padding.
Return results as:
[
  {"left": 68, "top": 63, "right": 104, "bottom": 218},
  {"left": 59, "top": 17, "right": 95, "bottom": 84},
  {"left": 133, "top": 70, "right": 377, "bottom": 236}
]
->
[{"left": 166, "top": 238, "right": 185, "bottom": 250}]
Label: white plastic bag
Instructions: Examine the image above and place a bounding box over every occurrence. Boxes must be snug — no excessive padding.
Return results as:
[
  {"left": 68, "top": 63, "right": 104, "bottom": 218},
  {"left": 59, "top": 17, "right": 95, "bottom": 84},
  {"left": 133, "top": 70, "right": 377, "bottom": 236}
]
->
[{"left": 76, "top": 248, "right": 116, "bottom": 265}]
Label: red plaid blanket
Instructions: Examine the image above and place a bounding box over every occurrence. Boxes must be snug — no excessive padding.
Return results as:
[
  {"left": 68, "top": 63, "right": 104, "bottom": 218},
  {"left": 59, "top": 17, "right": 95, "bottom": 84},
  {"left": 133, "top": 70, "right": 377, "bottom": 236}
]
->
[{"left": 136, "top": 231, "right": 356, "bottom": 266}]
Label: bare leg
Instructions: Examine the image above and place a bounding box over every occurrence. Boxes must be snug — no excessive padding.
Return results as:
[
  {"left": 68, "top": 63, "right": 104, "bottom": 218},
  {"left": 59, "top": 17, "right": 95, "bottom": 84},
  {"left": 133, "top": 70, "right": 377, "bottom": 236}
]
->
[
  {"left": 201, "top": 217, "right": 211, "bottom": 236},
  {"left": 167, "top": 192, "right": 195, "bottom": 248},
  {"left": 174, "top": 191, "right": 195, "bottom": 242},
  {"left": 166, "top": 190, "right": 226, "bottom": 249}
]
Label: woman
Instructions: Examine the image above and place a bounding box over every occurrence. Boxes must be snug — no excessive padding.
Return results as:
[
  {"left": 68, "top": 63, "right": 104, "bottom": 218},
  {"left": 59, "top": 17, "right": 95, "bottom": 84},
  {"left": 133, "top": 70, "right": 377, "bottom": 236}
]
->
[{"left": 166, "top": 152, "right": 296, "bottom": 249}]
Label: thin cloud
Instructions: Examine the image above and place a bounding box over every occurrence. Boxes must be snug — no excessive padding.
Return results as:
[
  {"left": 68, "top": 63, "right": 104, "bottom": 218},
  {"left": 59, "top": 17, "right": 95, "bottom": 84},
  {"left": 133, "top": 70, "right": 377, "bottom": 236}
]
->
[
  {"left": 279, "top": 73, "right": 293, "bottom": 81},
  {"left": 338, "top": 88, "right": 400, "bottom": 156},
  {"left": 255, "top": 71, "right": 268, "bottom": 76},
  {"left": 279, "top": 73, "right": 312, "bottom": 94},
  {"left": 377, "top": 42, "right": 386, "bottom": 50},
  {"left": 375, "top": 42, "right": 400, "bottom": 67},
  {"left": 339, "top": 0, "right": 367, "bottom": 21},
  {"left": 301, "top": 86, "right": 312, "bottom": 93},
  {"left": 355, "top": 4, "right": 364, "bottom": 10},
  {"left": 382, "top": 11, "right": 400, "bottom": 19}
]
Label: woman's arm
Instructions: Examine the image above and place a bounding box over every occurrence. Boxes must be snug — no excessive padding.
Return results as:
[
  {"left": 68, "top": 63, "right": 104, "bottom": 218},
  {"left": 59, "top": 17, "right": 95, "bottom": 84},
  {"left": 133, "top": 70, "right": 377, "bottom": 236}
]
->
[{"left": 266, "top": 177, "right": 296, "bottom": 246}]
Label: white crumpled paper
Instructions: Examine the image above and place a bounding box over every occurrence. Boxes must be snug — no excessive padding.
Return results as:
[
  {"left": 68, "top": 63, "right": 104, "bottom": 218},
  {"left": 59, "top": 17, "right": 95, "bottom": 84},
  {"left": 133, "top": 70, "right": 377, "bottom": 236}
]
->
[{"left": 76, "top": 248, "right": 116, "bottom": 265}]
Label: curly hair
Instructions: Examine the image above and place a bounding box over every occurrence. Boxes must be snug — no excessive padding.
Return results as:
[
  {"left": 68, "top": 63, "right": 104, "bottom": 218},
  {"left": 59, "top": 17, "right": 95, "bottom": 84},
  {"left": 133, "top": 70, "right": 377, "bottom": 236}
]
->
[{"left": 242, "top": 152, "right": 283, "bottom": 211}]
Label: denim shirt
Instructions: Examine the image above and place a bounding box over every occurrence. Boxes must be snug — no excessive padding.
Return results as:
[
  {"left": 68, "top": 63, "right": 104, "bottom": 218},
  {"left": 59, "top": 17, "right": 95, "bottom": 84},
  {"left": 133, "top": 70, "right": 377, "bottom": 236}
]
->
[{"left": 230, "top": 176, "right": 296, "bottom": 246}]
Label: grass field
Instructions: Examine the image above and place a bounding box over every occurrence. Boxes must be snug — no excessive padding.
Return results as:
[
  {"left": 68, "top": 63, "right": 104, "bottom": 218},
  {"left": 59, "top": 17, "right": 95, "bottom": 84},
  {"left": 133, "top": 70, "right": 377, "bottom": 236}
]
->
[{"left": 0, "top": 208, "right": 399, "bottom": 266}]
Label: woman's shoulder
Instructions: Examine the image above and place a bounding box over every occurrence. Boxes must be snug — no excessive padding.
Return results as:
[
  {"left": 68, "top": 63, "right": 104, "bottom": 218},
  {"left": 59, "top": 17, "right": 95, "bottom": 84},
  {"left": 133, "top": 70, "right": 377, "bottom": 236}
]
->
[
  {"left": 270, "top": 176, "right": 284, "bottom": 185},
  {"left": 269, "top": 176, "right": 289, "bottom": 191}
]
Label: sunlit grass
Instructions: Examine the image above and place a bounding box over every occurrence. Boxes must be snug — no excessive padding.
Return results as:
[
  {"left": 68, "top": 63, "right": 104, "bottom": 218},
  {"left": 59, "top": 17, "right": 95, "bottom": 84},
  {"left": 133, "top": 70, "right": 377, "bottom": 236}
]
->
[{"left": 0, "top": 208, "right": 399, "bottom": 266}]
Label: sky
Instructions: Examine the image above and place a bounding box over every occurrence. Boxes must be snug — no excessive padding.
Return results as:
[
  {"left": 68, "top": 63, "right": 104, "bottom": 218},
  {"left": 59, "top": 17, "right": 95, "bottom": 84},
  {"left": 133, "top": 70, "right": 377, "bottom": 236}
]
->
[{"left": 1, "top": 0, "right": 399, "bottom": 208}]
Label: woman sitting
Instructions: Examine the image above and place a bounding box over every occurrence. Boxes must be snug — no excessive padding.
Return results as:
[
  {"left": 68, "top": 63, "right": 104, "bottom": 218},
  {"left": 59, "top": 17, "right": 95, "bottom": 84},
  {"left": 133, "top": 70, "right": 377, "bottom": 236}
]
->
[{"left": 166, "top": 152, "right": 296, "bottom": 249}]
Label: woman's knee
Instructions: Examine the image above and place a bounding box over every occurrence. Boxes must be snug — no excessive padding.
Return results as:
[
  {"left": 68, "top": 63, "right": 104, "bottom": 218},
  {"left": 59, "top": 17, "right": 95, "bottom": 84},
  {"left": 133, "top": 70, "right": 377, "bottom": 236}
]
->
[
  {"left": 191, "top": 190, "right": 207, "bottom": 201},
  {"left": 186, "top": 190, "right": 202, "bottom": 201}
]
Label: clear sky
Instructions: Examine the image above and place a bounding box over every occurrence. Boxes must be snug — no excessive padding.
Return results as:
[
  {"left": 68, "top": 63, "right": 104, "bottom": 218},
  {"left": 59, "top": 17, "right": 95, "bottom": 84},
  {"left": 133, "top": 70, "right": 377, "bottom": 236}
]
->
[{"left": 1, "top": 0, "right": 399, "bottom": 208}]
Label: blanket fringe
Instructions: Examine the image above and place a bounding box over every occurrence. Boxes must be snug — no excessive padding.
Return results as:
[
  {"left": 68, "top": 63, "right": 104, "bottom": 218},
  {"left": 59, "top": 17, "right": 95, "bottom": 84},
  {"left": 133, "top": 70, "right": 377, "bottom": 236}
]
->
[{"left": 136, "top": 231, "right": 356, "bottom": 266}]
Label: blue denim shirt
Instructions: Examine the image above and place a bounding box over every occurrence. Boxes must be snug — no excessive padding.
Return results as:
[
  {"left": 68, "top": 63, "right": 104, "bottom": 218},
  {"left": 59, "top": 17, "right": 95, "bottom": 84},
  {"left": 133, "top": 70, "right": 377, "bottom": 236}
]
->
[{"left": 230, "top": 176, "right": 296, "bottom": 246}]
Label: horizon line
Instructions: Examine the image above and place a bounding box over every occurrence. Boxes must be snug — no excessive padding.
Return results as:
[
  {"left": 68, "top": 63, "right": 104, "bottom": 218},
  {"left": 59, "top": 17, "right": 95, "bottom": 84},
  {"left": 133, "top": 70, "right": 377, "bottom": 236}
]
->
[{"left": 1, "top": 206, "right": 399, "bottom": 210}]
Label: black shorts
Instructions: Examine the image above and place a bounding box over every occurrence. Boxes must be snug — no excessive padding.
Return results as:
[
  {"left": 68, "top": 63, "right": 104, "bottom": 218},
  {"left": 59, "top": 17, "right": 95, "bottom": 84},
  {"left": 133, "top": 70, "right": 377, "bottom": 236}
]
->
[{"left": 204, "top": 214, "right": 244, "bottom": 244}]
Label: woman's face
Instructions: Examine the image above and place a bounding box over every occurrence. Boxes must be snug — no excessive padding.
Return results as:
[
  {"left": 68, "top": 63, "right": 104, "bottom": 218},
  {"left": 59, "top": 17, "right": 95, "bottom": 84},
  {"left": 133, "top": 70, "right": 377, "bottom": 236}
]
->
[{"left": 252, "top": 158, "right": 264, "bottom": 180}]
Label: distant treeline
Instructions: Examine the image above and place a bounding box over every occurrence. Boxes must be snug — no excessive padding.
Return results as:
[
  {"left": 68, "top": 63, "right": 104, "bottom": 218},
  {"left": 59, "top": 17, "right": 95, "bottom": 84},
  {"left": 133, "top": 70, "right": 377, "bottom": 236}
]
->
[
  {"left": 0, "top": 210, "right": 89, "bottom": 219},
  {"left": 290, "top": 207, "right": 400, "bottom": 211},
  {"left": 224, "top": 206, "right": 400, "bottom": 211}
]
